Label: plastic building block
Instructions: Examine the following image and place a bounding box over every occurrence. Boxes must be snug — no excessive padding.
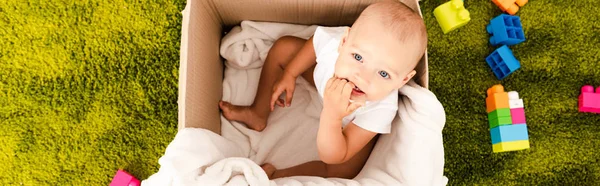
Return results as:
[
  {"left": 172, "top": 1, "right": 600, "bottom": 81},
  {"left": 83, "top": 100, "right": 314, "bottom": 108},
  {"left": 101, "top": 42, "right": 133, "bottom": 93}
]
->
[
  {"left": 510, "top": 108, "right": 526, "bottom": 124},
  {"left": 508, "top": 91, "right": 524, "bottom": 108},
  {"left": 487, "top": 14, "right": 525, "bottom": 46},
  {"left": 110, "top": 170, "right": 140, "bottom": 186},
  {"left": 579, "top": 85, "right": 600, "bottom": 113},
  {"left": 490, "top": 124, "right": 529, "bottom": 144},
  {"left": 493, "top": 140, "right": 530, "bottom": 153},
  {"left": 486, "top": 84, "right": 509, "bottom": 113},
  {"left": 486, "top": 45, "right": 521, "bottom": 80},
  {"left": 488, "top": 108, "right": 510, "bottom": 120},
  {"left": 492, "top": 0, "right": 528, "bottom": 15},
  {"left": 489, "top": 116, "right": 513, "bottom": 128},
  {"left": 508, "top": 91, "right": 526, "bottom": 124},
  {"left": 488, "top": 108, "right": 512, "bottom": 128},
  {"left": 433, "top": 0, "right": 471, "bottom": 34}
]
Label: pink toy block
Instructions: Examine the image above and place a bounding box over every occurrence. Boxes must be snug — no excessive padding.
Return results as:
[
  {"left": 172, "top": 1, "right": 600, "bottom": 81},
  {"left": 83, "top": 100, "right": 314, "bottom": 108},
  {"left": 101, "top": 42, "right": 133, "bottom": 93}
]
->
[
  {"left": 110, "top": 170, "right": 140, "bottom": 186},
  {"left": 511, "top": 108, "right": 526, "bottom": 124},
  {"left": 579, "top": 85, "right": 600, "bottom": 114}
]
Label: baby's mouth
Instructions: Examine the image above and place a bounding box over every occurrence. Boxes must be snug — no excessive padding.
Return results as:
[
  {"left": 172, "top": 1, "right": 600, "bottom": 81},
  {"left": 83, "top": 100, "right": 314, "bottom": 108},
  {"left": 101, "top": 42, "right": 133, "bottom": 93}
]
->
[{"left": 351, "top": 84, "right": 365, "bottom": 95}]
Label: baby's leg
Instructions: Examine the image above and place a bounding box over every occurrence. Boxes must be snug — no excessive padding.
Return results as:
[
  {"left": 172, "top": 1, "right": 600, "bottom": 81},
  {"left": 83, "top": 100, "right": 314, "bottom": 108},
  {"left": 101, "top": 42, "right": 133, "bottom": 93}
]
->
[
  {"left": 219, "top": 36, "right": 315, "bottom": 131},
  {"left": 266, "top": 135, "right": 378, "bottom": 179}
]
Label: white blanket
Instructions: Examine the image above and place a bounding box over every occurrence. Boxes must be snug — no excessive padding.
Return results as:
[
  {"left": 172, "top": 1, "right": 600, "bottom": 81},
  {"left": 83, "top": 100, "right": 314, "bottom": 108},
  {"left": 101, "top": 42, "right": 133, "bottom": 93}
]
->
[{"left": 143, "top": 21, "right": 448, "bottom": 186}]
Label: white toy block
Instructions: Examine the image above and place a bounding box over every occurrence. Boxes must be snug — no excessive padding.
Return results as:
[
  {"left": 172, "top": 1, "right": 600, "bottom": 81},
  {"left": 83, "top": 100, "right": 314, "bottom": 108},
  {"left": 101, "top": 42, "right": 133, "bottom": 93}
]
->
[{"left": 508, "top": 91, "right": 524, "bottom": 108}]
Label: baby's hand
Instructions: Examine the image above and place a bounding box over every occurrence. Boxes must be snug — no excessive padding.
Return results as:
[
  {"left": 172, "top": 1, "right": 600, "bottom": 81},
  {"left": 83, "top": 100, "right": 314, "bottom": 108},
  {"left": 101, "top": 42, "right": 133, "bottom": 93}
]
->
[
  {"left": 270, "top": 73, "right": 296, "bottom": 111},
  {"left": 322, "top": 77, "right": 364, "bottom": 120}
]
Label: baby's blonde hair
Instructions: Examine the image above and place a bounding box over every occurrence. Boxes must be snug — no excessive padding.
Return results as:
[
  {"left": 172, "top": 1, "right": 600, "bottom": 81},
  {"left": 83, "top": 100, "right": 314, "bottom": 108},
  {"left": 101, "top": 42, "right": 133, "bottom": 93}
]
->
[{"left": 352, "top": 1, "right": 428, "bottom": 68}]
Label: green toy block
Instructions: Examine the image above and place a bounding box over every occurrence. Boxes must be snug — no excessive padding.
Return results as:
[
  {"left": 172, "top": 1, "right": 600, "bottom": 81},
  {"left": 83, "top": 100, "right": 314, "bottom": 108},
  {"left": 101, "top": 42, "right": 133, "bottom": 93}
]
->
[
  {"left": 489, "top": 115, "right": 512, "bottom": 128},
  {"left": 488, "top": 108, "right": 511, "bottom": 121},
  {"left": 433, "top": 0, "right": 471, "bottom": 34}
]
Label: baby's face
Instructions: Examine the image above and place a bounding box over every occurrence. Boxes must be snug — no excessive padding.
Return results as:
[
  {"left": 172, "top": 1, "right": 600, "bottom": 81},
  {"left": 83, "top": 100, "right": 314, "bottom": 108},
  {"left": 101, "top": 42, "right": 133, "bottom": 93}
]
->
[{"left": 334, "top": 24, "right": 420, "bottom": 102}]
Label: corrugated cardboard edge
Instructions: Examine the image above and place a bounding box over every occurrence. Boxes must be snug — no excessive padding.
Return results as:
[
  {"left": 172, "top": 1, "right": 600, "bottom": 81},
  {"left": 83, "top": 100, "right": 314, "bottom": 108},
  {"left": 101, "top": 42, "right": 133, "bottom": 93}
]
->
[
  {"left": 415, "top": 0, "right": 429, "bottom": 89},
  {"left": 177, "top": 0, "right": 190, "bottom": 131}
]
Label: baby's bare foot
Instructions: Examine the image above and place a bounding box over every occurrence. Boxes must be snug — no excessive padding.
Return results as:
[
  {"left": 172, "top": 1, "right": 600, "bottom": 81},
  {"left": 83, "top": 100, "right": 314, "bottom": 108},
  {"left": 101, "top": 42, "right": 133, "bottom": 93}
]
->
[
  {"left": 219, "top": 101, "right": 267, "bottom": 131},
  {"left": 261, "top": 163, "right": 277, "bottom": 179}
]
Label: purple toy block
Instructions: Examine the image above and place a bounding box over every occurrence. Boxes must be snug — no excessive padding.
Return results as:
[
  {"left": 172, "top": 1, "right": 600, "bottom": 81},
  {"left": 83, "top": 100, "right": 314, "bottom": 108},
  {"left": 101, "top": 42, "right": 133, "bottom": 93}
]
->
[
  {"left": 579, "top": 85, "right": 600, "bottom": 114},
  {"left": 110, "top": 170, "right": 140, "bottom": 186},
  {"left": 511, "top": 108, "right": 526, "bottom": 124}
]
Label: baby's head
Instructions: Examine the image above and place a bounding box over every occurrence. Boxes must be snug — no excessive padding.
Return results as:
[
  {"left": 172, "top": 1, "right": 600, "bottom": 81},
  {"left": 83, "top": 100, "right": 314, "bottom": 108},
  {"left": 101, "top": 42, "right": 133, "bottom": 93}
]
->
[{"left": 334, "top": 1, "right": 427, "bottom": 102}]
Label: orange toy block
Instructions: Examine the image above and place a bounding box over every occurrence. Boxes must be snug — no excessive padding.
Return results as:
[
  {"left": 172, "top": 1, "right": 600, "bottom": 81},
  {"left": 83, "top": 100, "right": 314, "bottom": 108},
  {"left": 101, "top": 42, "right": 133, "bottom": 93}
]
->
[
  {"left": 486, "top": 84, "right": 510, "bottom": 113},
  {"left": 492, "top": 0, "right": 528, "bottom": 15}
]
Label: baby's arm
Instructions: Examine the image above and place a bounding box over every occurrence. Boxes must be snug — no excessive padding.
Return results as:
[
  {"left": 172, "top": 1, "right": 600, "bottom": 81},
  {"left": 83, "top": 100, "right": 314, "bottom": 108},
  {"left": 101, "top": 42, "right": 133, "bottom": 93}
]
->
[
  {"left": 316, "top": 78, "right": 377, "bottom": 164},
  {"left": 318, "top": 120, "right": 377, "bottom": 164}
]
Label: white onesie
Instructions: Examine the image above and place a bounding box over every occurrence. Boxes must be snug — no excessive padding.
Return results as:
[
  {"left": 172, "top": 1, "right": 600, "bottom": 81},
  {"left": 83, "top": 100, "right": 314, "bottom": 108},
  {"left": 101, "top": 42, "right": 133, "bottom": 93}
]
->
[{"left": 312, "top": 26, "right": 398, "bottom": 134}]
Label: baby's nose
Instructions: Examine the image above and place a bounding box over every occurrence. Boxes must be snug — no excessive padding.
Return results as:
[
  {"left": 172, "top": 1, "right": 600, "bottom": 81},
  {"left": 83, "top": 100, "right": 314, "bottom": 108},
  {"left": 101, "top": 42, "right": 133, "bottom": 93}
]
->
[{"left": 353, "top": 70, "right": 371, "bottom": 84}]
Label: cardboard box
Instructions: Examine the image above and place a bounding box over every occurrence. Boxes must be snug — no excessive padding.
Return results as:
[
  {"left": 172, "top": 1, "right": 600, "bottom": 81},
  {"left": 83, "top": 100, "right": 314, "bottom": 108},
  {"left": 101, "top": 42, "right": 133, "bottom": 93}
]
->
[{"left": 178, "top": 0, "right": 428, "bottom": 134}]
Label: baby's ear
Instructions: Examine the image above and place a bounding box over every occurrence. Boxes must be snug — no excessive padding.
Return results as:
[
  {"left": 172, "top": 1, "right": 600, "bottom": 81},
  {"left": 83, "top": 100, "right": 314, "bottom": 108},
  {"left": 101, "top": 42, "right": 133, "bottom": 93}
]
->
[
  {"left": 399, "top": 70, "right": 416, "bottom": 87},
  {"left": 337, "top": 28, "right": 350, "bottom": 53}
]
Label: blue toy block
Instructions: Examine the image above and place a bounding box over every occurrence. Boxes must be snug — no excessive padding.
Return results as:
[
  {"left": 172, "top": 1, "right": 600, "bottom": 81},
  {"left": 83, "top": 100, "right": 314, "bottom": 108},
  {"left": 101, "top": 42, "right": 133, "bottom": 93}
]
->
[
  {"left": 490, "top": 124, "right": 529, "bottom": 144},
  {"left": 486, "top": 45, "right": 521, "bottom": 80},
  {"left": 487, "top": 14, "right": 525, "bottom": 46}
]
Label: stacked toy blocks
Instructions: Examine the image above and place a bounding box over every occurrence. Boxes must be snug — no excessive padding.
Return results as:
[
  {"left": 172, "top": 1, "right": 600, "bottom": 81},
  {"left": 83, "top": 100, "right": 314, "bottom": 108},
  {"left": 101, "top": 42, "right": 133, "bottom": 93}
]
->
[
  {"left": 433, "top": 0, "right": 471, "bottom": 34},
  {"left": 110, "top": 170, "right": 140, "bottom": 186},
  {"left": 486, "top": 84, "right": 530, "bottom": 153},
  {"left": 487, "top": 14, "right": 525, "bottom": 46},
  {"left": 485, "top": 45, "right": 521, "bottom": 80},
  {"left": 579, "top": 85, "right": 600, "bottom": 114},
  {"left": 493, "top": 0, "right": 528, "bottom": 15}
]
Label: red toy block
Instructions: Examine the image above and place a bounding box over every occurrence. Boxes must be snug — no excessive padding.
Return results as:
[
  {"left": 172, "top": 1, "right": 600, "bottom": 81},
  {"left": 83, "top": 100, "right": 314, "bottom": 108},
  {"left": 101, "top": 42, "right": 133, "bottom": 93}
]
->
[
  {"left": 579, "top": 85, "right": 600, "bottom": 114},
  {"left": 110, "top": 170, "right": 140, "bottom": 186},
  {"left": 511, "top": 108, "right": 526, "bottom": 124}
]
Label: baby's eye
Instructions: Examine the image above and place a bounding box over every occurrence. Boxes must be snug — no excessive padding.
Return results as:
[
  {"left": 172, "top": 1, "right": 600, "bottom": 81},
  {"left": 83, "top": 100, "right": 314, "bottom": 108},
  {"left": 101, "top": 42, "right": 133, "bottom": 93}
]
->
[
  {"left": 353, "top": 53, "right": 363, "bottom": 62},
  {"left": 379, "top": 71, "right": 390, "bottom": 79}
]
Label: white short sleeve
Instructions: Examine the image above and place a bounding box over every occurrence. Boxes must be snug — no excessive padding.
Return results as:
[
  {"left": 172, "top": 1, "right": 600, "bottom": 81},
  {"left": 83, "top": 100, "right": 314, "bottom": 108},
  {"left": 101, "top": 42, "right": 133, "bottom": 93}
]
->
[
  {"left": 352, "top": 108, "right": 397, "bottom": 134},
  {"left": 312, "top": 26, "right": 348, "bottom": 62}
]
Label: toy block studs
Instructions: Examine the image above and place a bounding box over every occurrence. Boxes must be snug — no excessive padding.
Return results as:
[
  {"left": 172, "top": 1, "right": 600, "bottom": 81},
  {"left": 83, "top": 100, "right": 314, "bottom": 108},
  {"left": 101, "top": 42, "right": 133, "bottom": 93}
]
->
[
  {"left": 487, "top": 14, "right": 525, "bottom": 46},
  {"left": 110, "top": 170, "right": 140, "bottom": 186},
  {"left": 492, "top": 0, "right": 528, "bottom": 15},
  {"left": 486, "top": 84, "right": 530, "bottom": 153},
  {"left": 579, "top": 85, "right": 600, "bottom": 114},
  {"left": 433, "top": 0, "right": 471, "bottom": 34},
  {"left": 486, "top": 45, "right": 521, "bottom": 80}
]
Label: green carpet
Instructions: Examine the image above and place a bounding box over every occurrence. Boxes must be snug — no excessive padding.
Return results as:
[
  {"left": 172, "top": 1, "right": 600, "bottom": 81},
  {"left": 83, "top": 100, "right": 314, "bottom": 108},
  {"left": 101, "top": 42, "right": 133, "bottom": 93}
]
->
[{"left": 0, "top": 0, "right": 598, "bottom": 185}]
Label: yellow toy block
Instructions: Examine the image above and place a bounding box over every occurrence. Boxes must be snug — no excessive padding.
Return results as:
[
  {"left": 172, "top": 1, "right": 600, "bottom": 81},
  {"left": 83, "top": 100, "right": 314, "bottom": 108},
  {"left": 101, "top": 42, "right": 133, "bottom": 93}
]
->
[
  {"left": 433, "top": 0, "right": 471, "bottom": 34},
  {"left": 486, "top": 84, "right": 510, "bottom": 113},
  {"left": 492, "top": 140, "right": 530, "bottom": 153}
]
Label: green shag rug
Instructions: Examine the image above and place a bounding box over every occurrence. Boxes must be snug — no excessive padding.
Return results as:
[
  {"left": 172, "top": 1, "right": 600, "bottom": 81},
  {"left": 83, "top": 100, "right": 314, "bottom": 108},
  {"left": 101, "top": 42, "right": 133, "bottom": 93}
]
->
[{"left": 1, "top": 0, "right": 599, "bottom": 185}]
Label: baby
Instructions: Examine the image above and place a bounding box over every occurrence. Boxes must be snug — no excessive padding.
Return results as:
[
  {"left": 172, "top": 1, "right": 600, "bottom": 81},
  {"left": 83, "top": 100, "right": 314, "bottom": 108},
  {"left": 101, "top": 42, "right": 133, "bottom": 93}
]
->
[{"left": 219, "top": 1, "right": 427, "bottom": 179}]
